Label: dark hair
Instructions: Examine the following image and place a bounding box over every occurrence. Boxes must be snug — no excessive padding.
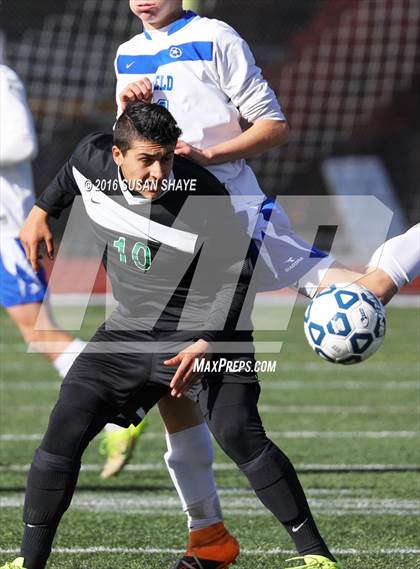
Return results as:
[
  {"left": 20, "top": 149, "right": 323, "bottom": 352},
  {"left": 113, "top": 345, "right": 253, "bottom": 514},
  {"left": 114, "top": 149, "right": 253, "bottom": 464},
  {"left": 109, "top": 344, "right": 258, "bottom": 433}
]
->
[{"left": 114, "top": 102, "right": 182, "bottom": 154}]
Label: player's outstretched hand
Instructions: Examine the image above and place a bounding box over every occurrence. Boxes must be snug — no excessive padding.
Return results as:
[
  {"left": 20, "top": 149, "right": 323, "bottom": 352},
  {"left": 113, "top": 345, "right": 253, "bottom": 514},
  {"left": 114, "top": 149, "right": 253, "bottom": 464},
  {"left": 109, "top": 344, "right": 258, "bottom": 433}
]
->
[
  {"left": 119, "top": 78, "right": 153, "bottom": 111},
  {"left": 19, "top": 205, "right": 54, "bottom": 272},
  {"left": 165, "top": 339, "right": 212, "bottom": 398}
]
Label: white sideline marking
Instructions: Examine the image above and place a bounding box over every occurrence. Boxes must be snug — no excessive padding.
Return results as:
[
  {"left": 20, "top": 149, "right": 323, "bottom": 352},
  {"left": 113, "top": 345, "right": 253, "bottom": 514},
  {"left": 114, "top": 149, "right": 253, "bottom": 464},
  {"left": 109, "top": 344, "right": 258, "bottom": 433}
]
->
[
  {"left": 266, "top": 431, "right": 420, "bottom": 439},
  {"left": 46, "top": 290, "right": 420, "bottom": 308},
  {"left": 1, "top": 361, "right": 419, "bottom": 373},
  {"left": 260, "top": 362, "right": 420, "bottom": 372},
  {"left": 2, "top": 380, "right": 419, "bottom": 390},
  {"left": 0, "top": 506, "right": 415, "bottom": 517},
  {"left": 0, "top": 381, "right": 61, "bottom": 390},
  {"left": 262, "top": 380, "right": 420, "bottom": 390},
  {"left": 258, "top": 404, "right": 418, "bottom": 414},
  {"left": 2, "top": 494, "right": 419, "bottom": 518},
  {"left": 1, "top": 431, "right": 418, "bottom": 442},
  {"left": 9, "top": 404, "right": 418, "bottom": 414},
  {"left": 0, "top": 546, "right": 419, "bottom": 556},
  {"left": 0, "top": 463, "right": 418, "bottom": 473}
]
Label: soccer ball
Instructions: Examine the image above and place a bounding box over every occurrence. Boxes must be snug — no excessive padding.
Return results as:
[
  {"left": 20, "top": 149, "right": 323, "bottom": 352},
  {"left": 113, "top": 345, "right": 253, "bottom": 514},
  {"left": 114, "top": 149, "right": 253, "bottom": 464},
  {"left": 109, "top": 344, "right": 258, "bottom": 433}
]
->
[{"left": 304, "top": 284, "right": 386, "bottom": 364}]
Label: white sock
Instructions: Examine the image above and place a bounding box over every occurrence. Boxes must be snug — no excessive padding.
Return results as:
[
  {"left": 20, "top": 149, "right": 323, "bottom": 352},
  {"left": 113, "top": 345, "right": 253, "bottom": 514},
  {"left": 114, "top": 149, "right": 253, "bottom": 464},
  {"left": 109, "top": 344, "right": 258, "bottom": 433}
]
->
[
  {"left": 53, "top": 338, "right": 86, "bottom": 378},
  {"left": 368, "top": 224, "right": 420, "bottom": 289},
  {"left": 165, "top": 423, "right": 223, "bottom": 531}
]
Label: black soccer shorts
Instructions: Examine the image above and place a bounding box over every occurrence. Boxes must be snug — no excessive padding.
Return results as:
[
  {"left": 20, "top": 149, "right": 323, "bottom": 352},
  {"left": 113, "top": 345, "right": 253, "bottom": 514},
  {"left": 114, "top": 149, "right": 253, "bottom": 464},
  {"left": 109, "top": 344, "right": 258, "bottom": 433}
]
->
[{"left": 62, "top": 319, "right": 258, "bottom": 426}]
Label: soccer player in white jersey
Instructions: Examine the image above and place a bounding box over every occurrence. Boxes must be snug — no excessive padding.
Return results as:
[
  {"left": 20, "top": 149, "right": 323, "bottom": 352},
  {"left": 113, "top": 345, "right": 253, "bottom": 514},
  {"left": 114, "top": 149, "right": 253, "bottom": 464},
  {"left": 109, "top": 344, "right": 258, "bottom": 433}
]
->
[
  {"left": 116, "top": 1, "right": 289, "bottom": 200},
  {"left": 112, "top": 3, "right": 420, "bottom": 568},
  {"left": 112, "top": 3, "right": 298, "bottom": 567},
  {"left": 0, "top": 65, "right": 86, "bottom": 378},
  {"left": 112, "top": 1, "right": 290, "bottom": 479}
]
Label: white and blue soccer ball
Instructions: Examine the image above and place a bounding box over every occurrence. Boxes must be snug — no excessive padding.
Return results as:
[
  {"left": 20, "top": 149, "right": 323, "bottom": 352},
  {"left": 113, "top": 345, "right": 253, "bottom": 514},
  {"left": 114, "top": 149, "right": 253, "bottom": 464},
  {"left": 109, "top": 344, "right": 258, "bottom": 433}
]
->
[{"left": 304, "top": 284, "right": 386, "bottom": 364}]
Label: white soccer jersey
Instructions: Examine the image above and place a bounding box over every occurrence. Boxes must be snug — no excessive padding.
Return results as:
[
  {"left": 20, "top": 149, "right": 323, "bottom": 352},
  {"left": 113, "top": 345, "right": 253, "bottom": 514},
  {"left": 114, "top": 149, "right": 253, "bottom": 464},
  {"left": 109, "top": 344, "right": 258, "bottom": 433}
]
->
[
  {"left": 0, "top": 65, "right": 37, "bottom": 238},
  {"left": 115, "top": 10, "right": 286, "bottom": 198}
]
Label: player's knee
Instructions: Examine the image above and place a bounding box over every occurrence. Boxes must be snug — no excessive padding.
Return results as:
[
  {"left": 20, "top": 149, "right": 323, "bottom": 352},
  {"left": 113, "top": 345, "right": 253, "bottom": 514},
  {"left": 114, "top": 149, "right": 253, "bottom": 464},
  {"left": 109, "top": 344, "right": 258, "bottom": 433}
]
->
[
  {"left": 16, "top": 322, "right": 42, "bottom": 345},
  {"left": 238, "top": 441, "right": 292, "bottom": 491},
  {"left": 212, "top": 420, "right": 243, "bottom": 457},
  {"left": 41, "top": 385, "right": 109, "bottom": 458},
  {"left": 40, "top": 400, "right": 86, "bottom": 458},
  {"left": 208, "top": 410, "right": 268, "bottom": 465},
  {"left": 23, "top": 447, "right": 80, "bottom": 525},
  {"left": 158, "top": 393, "right": 203, "bottom": 432},
  {"left": 164, "top": 425, "right": 214, "bottom": 470}
]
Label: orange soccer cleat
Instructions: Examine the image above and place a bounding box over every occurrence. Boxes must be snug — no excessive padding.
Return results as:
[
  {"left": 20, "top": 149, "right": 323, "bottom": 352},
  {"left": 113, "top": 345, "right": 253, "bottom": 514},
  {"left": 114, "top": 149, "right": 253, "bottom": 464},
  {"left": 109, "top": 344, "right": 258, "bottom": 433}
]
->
[{"left": 172, "top": 522, "right": 240, "bottom": 568}]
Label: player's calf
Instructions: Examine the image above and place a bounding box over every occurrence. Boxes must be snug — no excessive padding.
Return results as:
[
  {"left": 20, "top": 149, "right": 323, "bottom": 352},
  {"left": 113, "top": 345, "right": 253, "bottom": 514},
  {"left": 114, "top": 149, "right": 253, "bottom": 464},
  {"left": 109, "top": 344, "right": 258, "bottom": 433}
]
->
[
  {"left": 21, "top": 448, "right": 80, "bottom": 569},
  {"left": 200, "top": 383, "right": 336, "bottom": 563},
  {"left": 18, "top": 385, "right": 110, "bottom": 569}
]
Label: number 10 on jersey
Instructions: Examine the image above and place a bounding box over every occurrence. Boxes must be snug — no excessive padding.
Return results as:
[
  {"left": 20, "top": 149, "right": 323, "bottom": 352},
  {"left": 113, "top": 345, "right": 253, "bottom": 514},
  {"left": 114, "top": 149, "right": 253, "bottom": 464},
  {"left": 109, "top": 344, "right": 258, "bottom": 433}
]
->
[{"left": 113, "top": 236, "right": 151, "bottom": 271}]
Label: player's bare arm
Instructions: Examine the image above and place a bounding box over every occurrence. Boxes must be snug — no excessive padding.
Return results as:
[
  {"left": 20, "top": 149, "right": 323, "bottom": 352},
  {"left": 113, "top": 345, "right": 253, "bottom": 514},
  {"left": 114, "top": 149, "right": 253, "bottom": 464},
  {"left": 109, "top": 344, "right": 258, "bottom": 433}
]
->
[
  {"left": 314, "top": 224, "right": 420, "bottom": 305},
  {"left": 175, "top": 119, "right": 289, "bottom": 166},
  {"left": 315, "top": 264, "right": 397, "bottom": 306},
  {"left": 19, "top": 205, "right": 54, "bottom": 272}
]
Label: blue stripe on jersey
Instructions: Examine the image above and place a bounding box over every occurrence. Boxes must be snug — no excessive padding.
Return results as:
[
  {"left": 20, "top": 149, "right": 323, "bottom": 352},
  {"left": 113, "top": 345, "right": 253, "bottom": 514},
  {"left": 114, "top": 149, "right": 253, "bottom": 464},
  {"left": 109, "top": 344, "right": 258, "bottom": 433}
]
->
[
  {"left": 259, "top": 198, "right": 327, "bottom": 259},
  {"left": 167, "top": 10, "right": 197, "bottom": 35},
  {"left": 144, "top": 10, "right": 197, "bottom": 40},
  {"left": 117, "top": 41, "right": 213, "bottom": 74},
  {"left": 260, "top": 198, "right": 275, "bottom": 222}
]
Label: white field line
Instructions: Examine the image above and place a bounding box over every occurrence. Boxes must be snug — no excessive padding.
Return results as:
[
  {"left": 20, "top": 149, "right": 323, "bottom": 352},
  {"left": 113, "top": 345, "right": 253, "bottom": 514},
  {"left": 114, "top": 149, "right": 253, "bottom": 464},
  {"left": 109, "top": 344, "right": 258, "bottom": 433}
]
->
[
  {"left": 0, "top": 382, "right": 61, "bottom": 390},
  {"left": 218, "top": 488, "right": 377, "bottom": 496},
  {"left": 262, "top": 362, "right": 420, "bottom": 372},
  {"left": 4, "top": 495, "right": 419, "bottom": 509},
  {"left": 47, "top": 291, "right": 420, "bottom": 308},
  {"left": 1, "top": 361, "right": 419, "bottom": 373},
  {"left": 1, "top": 380, "right": 420, "bottom": 391},
  {"left": 1, "top": 463, "right": 419, "bottom": 473},
  {"left": 258, "top": 404, "right": 419, "bottom": 414},
  {"left": 0, "top": 486, "right": 388, "bottom": 499},
  {"left": 1, "top": 430, "right": 418, "bottom": 443},
  {"left": 2, "top": 494, "right": 419, "bottom": 517},
  {"left": 0, "top": 546, "right": 419, "bottom": 556},
  {"left": 262, "top": 380, "right": 420, "bottom": 390},
  {"left": 5, "top": 341, "right": 285, "bottom": 354},
  {"left": 0, "top": 507, "right": 415, "bottom": 517},
  {"left": 8, "top": 404, "right": 418, "bottom": 415}
]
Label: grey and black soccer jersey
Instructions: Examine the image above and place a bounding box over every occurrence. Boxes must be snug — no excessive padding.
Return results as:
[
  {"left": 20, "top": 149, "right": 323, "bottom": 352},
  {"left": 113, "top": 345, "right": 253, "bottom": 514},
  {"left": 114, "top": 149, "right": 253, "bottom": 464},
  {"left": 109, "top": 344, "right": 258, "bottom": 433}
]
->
[{"left": 36, "top": 133, "right": 253, "bottom": 342}]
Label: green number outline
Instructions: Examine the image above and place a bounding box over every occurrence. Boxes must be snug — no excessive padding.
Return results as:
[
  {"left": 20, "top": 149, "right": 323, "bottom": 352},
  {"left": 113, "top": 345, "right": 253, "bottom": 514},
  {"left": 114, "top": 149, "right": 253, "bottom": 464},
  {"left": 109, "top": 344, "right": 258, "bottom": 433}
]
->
[
  {"left": 113, "top": 236, "right": 151, "bottom": 271},
  {"left": 113, "top": 236, "right": 127, "bottom": 264},
  {"left": 132, "top": 241, "right": 151, "bottom": 271}
]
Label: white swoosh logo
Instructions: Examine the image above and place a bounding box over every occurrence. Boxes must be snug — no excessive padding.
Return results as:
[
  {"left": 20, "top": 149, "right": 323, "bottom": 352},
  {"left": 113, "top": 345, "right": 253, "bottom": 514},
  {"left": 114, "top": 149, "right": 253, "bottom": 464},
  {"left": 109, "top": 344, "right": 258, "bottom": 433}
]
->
[
  {"left": 126, "top": 61, "right": 136, "bottom": 69},
  {"left": 73, "top": 167, "right": 198, "bottom": 254},
  {"left": 292, "top": 518, "right": 308, "bottom": 533}
]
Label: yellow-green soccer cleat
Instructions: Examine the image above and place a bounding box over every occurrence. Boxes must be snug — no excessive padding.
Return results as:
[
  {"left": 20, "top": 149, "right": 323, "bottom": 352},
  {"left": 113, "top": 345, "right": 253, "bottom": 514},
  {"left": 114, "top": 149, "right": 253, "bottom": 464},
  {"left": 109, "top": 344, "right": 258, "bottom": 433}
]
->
[
  {"left": 99, "top": 420, "right": 148, "bottom": 479},
  {"left": 0, "top": 559, "right": 27, "bottom": 569},
  {"left": 285, "top": 555, "right": 343, "bottom": 569}
]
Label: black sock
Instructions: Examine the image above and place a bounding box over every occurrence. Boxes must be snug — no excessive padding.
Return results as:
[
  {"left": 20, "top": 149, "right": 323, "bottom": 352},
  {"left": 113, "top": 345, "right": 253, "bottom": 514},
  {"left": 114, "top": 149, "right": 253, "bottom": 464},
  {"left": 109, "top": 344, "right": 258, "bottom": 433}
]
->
[
  {"left": 21, "top": 524, "right": 58, "bottom": 569},
  {"left": 240, "top": 442, "right": 336, "bottom": 562},
  {"left": 19, "top": 387, "right": 110, "bottom": 569},
  {"left": 21, "top": 449, "right": 81, "bottom": 569}
]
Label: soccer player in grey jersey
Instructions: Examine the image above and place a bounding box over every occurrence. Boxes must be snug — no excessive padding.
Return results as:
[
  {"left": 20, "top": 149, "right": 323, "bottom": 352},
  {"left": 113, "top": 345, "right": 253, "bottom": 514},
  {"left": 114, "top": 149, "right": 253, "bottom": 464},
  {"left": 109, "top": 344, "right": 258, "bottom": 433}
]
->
[{"left": 5, "top": 103, "right": 345, "bottom": 569}]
